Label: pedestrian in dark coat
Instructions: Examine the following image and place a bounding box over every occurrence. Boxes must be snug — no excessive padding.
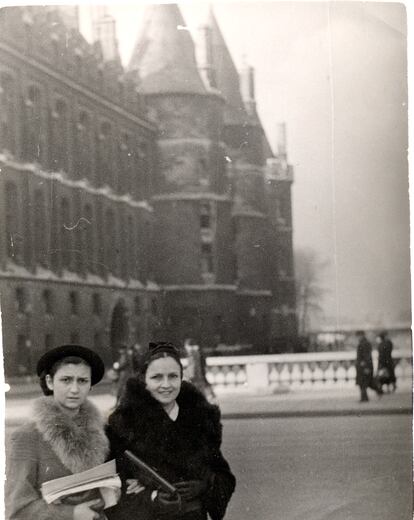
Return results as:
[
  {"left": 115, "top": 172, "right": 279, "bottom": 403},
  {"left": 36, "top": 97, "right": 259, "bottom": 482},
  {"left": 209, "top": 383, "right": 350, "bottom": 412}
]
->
[
  {"left": 6, "top": 344, "right": 110, "bottom": 520},
  {"left": 376, "top": 331, "right": 396, "bottom": 392},
  {"left": 355, "top": 331, "right": 382, "bottom": 402},
  {"left": 106, "top": 341, "right": 236, "bottom": 520}
]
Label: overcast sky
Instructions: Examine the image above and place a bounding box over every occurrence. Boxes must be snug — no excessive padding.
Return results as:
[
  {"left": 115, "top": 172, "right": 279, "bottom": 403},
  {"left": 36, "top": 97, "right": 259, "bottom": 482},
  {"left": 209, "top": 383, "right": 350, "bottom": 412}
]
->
[{"left": 83, "top": 1, "right": 410, "bottom": 329}]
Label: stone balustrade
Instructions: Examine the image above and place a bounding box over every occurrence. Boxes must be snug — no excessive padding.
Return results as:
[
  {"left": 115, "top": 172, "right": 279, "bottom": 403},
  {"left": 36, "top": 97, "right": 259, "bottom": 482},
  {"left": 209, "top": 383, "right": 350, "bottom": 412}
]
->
[{"left": 202, "top": 350, "right": 412, "bottom": 394}]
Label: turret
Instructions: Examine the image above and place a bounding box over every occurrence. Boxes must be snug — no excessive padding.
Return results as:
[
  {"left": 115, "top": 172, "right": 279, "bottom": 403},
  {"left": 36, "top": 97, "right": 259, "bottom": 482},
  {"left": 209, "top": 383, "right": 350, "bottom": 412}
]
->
[{"left": 91, "top": 6, "right": 120, "bottom": 62}]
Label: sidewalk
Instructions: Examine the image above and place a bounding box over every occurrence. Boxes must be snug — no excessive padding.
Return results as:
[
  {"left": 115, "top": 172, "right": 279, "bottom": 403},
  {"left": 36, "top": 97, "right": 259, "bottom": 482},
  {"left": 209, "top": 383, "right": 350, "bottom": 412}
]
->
[{"left": 3, "top": 383, "right": 412, "bottom": 427}]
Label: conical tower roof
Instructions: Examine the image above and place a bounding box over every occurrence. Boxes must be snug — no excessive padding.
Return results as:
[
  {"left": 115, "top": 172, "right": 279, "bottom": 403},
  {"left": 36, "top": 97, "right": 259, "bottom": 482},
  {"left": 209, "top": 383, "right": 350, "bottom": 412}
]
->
[
  {"left": 128, "top": 4, "right": 206, "bottom": 95},
  {"left": 204, "top": 8, "right": 247, "bottom": 125}
]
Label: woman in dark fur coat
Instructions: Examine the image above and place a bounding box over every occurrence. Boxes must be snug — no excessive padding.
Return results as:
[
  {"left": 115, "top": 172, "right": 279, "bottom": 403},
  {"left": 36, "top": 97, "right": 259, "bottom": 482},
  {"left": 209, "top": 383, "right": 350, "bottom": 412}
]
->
[{"left": 106, "top": 341, "right": 236, "bottom": 520}]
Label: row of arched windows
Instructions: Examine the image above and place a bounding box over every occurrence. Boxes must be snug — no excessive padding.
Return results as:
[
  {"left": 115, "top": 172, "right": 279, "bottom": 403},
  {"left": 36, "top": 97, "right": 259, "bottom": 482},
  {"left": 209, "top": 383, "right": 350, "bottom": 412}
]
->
[
  {"left": 0, "top": 71, "right": 153, "bottom": 200},
  {"left": 14, "top": 286, "right": 157, "bottom": 319},
  {"left": 4, "top": 179, "right": 147, "bottom": 281}
]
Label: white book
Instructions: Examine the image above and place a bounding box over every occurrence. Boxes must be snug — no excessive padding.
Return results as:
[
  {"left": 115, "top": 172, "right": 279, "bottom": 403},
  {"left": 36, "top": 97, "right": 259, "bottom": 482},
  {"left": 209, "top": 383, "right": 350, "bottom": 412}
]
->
[{"left": 41, "top": 460, "right": 121, "bottom": 508}]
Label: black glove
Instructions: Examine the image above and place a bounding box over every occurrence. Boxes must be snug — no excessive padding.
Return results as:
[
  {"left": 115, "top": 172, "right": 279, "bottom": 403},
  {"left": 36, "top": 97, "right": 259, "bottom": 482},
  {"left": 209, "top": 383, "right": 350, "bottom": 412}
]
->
[
  {"left": 174, "top": 480, "right": 209, "bottom": 501},
  {"left": 152, "top": 490, "right": 182, "bottom": 515}
]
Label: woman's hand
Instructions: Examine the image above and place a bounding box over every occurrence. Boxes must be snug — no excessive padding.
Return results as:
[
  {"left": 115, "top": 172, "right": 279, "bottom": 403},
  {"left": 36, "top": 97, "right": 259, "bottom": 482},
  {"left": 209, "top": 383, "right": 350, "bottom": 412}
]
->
[
  {"left": 174, "top": 480, "right": 208, "bottom": 500},
  {"left": 126, "top": 479, "right": 145, "bottom": 495},
  {"left": 73, "top": 498, "right": 104, "bottom": 520}
]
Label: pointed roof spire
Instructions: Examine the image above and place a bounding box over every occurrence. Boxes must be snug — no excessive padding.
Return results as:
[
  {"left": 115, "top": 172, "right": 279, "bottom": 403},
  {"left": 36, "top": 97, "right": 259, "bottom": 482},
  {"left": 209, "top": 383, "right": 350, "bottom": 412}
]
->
[
  {"left": 202, "top": 7, "right": 247, "bottom": 125},
  {"left": 128, "top": 4, "right": 206, "bottom": 95}
]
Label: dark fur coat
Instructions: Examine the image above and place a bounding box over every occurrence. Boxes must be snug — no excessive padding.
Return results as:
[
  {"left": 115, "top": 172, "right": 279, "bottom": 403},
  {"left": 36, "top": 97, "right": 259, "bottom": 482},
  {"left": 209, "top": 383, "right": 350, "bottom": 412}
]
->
[{"left": 106, "top": 379, "right": 235, "bottom": 520}]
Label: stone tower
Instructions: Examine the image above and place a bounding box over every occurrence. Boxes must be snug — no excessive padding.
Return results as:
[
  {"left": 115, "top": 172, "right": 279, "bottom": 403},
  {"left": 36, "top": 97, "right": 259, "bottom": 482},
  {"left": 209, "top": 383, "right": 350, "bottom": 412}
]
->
[
  {"left": 197, "top": 8, "right": 274, "bottom": 348},
  {"left": 129, "top": 4, "right": 237, "bottom": 345}
]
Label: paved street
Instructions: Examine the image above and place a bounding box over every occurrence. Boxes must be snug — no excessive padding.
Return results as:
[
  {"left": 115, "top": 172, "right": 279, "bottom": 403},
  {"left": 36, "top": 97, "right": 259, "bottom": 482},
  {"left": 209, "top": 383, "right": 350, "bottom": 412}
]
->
[
  {"left": 222, "top": 415, "right": 412, "bottom": 520},
  {"left": 3, "top": 388, "right": 412, "bottom": 520}
]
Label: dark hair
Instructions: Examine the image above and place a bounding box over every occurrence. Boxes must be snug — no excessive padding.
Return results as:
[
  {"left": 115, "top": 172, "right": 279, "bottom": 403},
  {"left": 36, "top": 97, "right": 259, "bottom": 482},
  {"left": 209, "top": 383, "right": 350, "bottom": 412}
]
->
[
  {"left": 39, "top": 356, "right": 91, "bottom": 396},
  {"left": 139, "top": 342, "right": 183, "bottom": 380}
]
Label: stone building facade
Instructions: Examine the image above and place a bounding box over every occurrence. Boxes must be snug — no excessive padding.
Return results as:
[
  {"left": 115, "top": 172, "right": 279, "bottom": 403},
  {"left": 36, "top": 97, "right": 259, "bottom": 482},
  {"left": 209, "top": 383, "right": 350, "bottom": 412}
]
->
[{"left": 0, "top": 5, "right": 296, "bottom": 377}]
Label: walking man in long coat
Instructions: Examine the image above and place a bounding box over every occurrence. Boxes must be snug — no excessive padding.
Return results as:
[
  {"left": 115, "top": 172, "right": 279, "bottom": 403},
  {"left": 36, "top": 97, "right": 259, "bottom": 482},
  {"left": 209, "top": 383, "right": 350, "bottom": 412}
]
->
[{"left": 355, "top": 330, "right": 382, "bottom": 402}]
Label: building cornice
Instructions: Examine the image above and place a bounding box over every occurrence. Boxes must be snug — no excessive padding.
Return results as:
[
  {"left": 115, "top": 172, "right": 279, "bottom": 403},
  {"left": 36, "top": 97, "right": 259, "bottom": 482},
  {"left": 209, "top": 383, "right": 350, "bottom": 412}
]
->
[
  {"left": 237, "top": 289, "right": 272, "bottom": 297},
  {"left": 0, "top": 265, "right": 160, "bottom": 291},
  {"left": 152, "top": 192, "right": 231, "bottom": 202},
  {"left": 162, "top": 284, "right": 237, "bottom": 292},
  {"left": 0, "top": 155, "right": 153, "bottom": 212}
]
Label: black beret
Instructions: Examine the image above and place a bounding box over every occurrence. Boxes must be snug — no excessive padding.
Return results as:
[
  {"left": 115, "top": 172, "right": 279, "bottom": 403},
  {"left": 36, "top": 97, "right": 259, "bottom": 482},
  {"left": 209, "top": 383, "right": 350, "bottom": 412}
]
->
[{"left": 36, "top": 344, "right": 105, "bottom": 386}]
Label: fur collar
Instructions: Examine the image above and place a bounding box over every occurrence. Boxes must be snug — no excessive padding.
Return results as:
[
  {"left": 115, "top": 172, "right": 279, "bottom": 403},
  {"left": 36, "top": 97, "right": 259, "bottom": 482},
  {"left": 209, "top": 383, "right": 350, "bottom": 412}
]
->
[{"left": 33, "top": 396, "right": 109, "bottom": 474}]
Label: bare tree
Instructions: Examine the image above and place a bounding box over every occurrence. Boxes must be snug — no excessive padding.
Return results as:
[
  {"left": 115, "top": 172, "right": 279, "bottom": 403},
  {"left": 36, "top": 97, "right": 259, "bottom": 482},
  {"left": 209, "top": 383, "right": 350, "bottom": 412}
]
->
[{"left": 294, "top": 247, "right": 328, "bottom": 335}]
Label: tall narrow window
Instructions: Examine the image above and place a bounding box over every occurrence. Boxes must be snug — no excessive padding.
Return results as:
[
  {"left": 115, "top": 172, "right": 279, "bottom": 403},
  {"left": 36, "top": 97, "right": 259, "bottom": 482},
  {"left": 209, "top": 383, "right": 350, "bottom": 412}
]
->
[
  {"left": 0, "top": 72, "right": 16, "bottom": 155},
  {"left": 151, "top": 298, "right": 158, "bottom": 316},
  {"left": 201, "top": 243, "right": 214, "bottom": 274},
  {"left": 105, "top": 208, "right": 116, "bottom": 274},
  {"left": 23, "top": 85, "right": 42, "bottom": 162},
  {"left": 69, "top": 291, "right": 79, "bottom": 315},
  {"left": 118, "top": 133, "right": 133, "bottom": 194},
  {"left": 97, "top": 122, "right": 113, "bottom": 187},
  {"left": 127, "top": 215, "right": 135, "bottom": 278},
  {"left": 17, "top": 334, "right": 32, "bottom": 375},
  {"left": 83, "top": 204, "right": 95, "bottom": 273},
  {"left": 42, "top": 289, "right": 53, "bottom": 314},
  {"left": 61, "top": 198, "right": 72, "bottom": 270},
  {"left": 16, "top": 287, "right": 27, "bottom": 313},
  {"left": 92, "top": 293, "right": 102, "bottom": 315},
  {"left": 134, "top": 296, "right": 141, "bottom": 316},
  {"left": 34, "top": 189, "right": 47, "bottom": 266},
  {"left": 45, "top": 334, "right": 53, "bottom": 353},
  {"left": 200, "top": 201, "right": 211, "bottom": 229},
  {"left": 5, "top": 182, "right": 22, "bottom": 262},
  {"left": 50, "top": 98, "right": 68, "bottom": 171},
  {"left": 74, "top": 111, "right": 92, "bottom": 180}
]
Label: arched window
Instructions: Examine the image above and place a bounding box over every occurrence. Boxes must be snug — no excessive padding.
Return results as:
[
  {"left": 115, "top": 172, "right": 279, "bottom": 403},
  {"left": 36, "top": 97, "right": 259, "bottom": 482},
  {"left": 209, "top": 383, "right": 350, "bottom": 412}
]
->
[
  {"left": 5, "top": 181, "right": 22, "bottom": 263},
  {"left": 23, "top": 85, "right": 43, "bottom": 162},
  {"left": 60, "top": 198, "right": 72, "bottom": 270},
  {"left": 97, "top": 121, "right": 113, "bottom": 187},
  {"left": 34, "top": 189, "right": 47, "bottom": 266},
  {"left": 0, "top": 72, "right": 16, "bottom": 155},
  {"left": 50, "top": 98, "right": 68, "bottom": 172},
  {"left": 74, "top": 111, "right": 92, "bottom": 180}
]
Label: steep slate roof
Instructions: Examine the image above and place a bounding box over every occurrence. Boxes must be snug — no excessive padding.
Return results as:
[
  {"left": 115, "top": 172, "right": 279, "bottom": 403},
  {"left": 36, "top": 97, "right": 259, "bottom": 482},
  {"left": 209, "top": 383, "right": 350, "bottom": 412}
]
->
[
  {"left": 128, "top": 4, "right": 206, "bottom": 95},
  {"left": 204, "top": 8, "right": 247, "bottom": 125}
]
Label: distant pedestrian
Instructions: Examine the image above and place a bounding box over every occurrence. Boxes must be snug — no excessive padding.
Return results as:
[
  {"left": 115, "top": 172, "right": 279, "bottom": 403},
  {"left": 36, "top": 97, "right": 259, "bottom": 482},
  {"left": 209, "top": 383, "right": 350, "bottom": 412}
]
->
[
  {"left": 184, "top": 339, "right": 217, "bottom": 404},
  {"left": 112, "top": 345, "right": 136, "bottom": 403},
  {"left": 355, "top": 330, "right": 383, "bottom": 402},
  {"left": 376, "top": 331, "right": 397, "bottom": 393}
]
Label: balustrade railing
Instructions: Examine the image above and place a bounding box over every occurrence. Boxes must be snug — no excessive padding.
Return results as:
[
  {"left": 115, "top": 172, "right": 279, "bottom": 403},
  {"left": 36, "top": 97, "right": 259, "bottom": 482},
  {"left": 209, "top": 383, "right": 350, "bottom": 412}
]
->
[{"left": 203, "top": 350, "right": 412, "bottom": 394}]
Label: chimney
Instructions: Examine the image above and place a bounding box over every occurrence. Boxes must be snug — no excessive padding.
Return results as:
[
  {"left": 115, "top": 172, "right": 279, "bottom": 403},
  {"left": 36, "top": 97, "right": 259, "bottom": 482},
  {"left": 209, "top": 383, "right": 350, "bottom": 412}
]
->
[
  {"left": 240, "top": 59, "right": 256, "bottom": 116},
  {"left": 276, "top": 123, "right": 287, "bottom": 159},
  {"left": 197, "top": 22, "right": 217, "bottom": 89}
]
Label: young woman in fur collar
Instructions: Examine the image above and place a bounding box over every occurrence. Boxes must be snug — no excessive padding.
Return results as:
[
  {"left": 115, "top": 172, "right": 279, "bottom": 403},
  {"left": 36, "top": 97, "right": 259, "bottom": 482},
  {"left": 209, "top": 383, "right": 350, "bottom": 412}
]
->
[
  {"left": 106, "top": 342, "right": 236, "bottom": 520},
  {"left": 6, "top": 345, "right": 110, "bottom": 520}
]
